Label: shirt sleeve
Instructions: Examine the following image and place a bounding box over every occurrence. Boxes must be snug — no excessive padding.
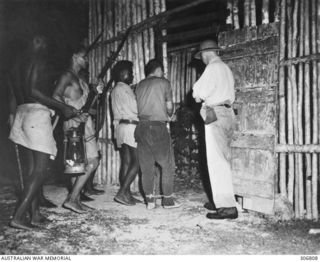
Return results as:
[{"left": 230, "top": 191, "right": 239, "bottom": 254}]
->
[
  {"left": 164, "top": 80, "right": 173, "bottom": 102},
  {"left": 192, "top": 63, "right": 217, "bottom": 101}
]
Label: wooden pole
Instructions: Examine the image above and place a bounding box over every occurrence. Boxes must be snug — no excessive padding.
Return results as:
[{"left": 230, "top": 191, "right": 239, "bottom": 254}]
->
[
  {"left": 226, "top": 0, "right": 233, "bottom": 28},
  {"left": 244, "top": 0, "right": 250, "bottom": 27},
  {"left": 286, "top": 0, "right": 294, "bottom": 204},
  {"left": 160, "top": 0, "right": 168, "bottom": 77},
  {"left": 262, "top": 0, "right": 269, "bottom": 24},
  {"left": 304, "top": 0, "right": 312, "bottom": 220},
  {"left": 297, "top": 0, "right": 304, "bottom": 219},
  {"left": 142, "top": 0, "right": 150, "bottom": 64},
  {"left": 233, "top": 0, "right": 240, "bottom": 29},
  {"left": 276, "top": 144, "right": 320, "bottom": 153},
  {"left": 180, "top": 50, "right": 186, "bottom": 103},
  {"left": 274, "top": 0, "right": 280, "bottom": 22},
  {"left": 311, "top": 0, "right": 318, "bottom": 220},
  {"left": 279, "top": 0, "right": 287, "bottom": 199},
  {"left": 315, "top": 0, "right": 320, "bottom": 221},
  {"left": 137, "top": 0, "right": 145, "bottom": 81},
  {"left": 250, "top": 0, "right": 256, "bottom": 27},
  {"left": 290, "top": 0, "right": 299, "bottom": 213},
  {"left": 149, "top": 0, "right": 155, "bottom": 59}
]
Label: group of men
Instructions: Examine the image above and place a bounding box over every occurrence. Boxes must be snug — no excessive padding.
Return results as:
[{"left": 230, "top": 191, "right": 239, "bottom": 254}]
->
[{"left": 7, "top": 33, "right": 238, "bottom": 231}]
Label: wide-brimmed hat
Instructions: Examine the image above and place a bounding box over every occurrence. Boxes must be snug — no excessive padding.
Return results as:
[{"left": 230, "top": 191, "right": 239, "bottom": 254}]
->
[{"left": 194, "top": 40, "right": 221, "bottom": 59}]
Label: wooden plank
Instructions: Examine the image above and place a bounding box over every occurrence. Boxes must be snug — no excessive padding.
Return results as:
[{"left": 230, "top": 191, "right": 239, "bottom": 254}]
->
[
  {"left": 163, "top": 12, "right": 218, "bottom": 30},
  {"left": 279, "top": 53, "right": 320, "bottom": 66},
  {"left": 275, "top": 144, "right": 320, "bottom": 153},
  {"left": 231, "top": 132, "right": 275, "bottom": 151},
  {"left": 160, "top": 25, "right": 219, "bottom": 43},
  {"left": 233, "top": 177, "right": 274, "bottom": 199},
  {"left": 243, "top": 196, "right": 274, "bottom": 214}
]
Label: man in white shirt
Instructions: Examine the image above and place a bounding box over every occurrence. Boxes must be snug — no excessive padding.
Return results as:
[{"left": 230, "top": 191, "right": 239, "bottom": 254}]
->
[
  {"left": 193, "top": 40, "right": 238, "bottom": 219},
  {"left": 111, "top": 61, "right": 141, "bottom": 206}
]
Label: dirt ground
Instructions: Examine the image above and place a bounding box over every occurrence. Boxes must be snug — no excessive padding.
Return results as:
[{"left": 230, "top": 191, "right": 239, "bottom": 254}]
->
[{"left": 0, "top": 181, "right": 320, "bottom": 255}]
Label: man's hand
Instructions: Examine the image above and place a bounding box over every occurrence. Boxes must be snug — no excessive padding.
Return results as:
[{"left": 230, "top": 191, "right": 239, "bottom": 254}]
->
[
  {"left": 94, "top": 80, "right": 104, "bottom": 94},
  {"left": 195, "top": 97, "right": 202, "bottom": 103},
  {"left": 77, "top": 113, "right": 89, "bottom": 122},
  {"left": 62, "top": 105, "right": 79, "bottom": 119}
]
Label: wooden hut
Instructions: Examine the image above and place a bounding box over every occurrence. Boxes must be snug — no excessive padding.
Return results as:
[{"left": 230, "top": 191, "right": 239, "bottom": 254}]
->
[{"left": 88, "top": 0, "right": 320, "bottom": 220}]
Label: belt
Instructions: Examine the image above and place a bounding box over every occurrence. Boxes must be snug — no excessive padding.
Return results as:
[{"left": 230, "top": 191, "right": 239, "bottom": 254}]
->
[
  {"left": 139, "top": 120, "right": 167, "bottom": 125},
  {"left": 217, "top": 104, "right": 231, "bottom": 108},
  {"left": 119, "top": 119, "right": 139, "bottom": 125}
]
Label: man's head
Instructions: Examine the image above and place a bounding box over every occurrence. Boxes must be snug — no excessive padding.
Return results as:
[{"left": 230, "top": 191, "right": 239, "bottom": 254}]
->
[
  {"left": 72, "top": 46, "right": 88, "bottom": 69},
  {"left": 145, "top": 59, "right": 164, "bottom": 78},
  {"left": 194, "top": 40, "right": 220, "bottom": 65},
  {"left": 112, "top": 60, "right": 134, "bottom": 85},
  {"left": 32, "top": 35, "right": 47, "bottom": 54}
]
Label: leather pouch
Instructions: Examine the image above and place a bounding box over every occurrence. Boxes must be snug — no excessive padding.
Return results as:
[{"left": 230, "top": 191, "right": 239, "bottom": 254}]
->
[{"left": 204, "top": 106, "right": 217, "bottom": 125}]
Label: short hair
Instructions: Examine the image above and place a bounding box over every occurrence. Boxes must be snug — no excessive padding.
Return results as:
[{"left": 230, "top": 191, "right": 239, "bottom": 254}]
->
[
  {"left": 145, "top": 59, "right": 163, "bottom": 76},
  {"left": 111, "top": 60, "right": 133, "bottom": 82}
]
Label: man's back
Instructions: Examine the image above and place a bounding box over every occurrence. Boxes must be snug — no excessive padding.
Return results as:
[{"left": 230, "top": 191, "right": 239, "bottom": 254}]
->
[
  {"left": 135, "top": 76, "right": 172, "bottom": 121},
  {"left": 10, "top": 51, "right": 49, "bottom": 105}
]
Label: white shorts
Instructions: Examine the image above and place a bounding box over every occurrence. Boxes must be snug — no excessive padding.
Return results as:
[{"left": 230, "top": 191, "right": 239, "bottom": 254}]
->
[{"left": 114, "top": 123, "right": 137, "bottom": 149}]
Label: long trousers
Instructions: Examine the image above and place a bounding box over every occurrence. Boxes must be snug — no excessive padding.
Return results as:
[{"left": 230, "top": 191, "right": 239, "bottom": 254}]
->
[
  {"left": 204, "top": 106, "right": 236, "bottom": 208},
  {"left": 134, "top": 121, "right": 175, "bottom": 198}
]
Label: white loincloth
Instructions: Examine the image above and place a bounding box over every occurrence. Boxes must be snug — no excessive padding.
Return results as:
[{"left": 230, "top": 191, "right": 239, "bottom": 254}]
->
[
  {"left": 205, "top": 106, "right": 236, "bottom": 208},
  {"left": 9, "top": 103, "right": 57, "bottom": 159}
]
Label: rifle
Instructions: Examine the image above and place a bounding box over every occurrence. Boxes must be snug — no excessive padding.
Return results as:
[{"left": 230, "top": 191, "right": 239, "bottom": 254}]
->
[
  {"left": 80, "top": 26, "right": 132, "bottom": 137},
  {"left": 85, "top": 32, "right": 102, "bottom": 57},
  {"left": 81, "top": 26, "right": 132, "bottom": 114}
]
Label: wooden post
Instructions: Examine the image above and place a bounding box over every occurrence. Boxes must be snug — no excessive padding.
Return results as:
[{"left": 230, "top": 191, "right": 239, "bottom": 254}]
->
[
  {"left": 142, "top": 0, "right": 150, "bottom": 64},
  {"left": 274, "top": 0, "right": 280, "bottom": 22},
  {"left": 304, "top": 0, "right": 312, "bottom": 220},
  {"left": 279, "top": 0, "right": 287, "bottom": 199},
  {"left": 233, "top": 0, "right": 240, "bottom": 29},
  {"left": 244, "top": 0, "right": 250, "bottom": 27},
  {"left": 291, "top": 0, "right": 300, "bottom": 218},
  {"left": 311, "top": 0, "right": 318, "bottom": 221},
  {"left": 226, "top": 0, "right": 233, "bottom": 28},
  {"left": 250, "top": 0, "right": 256, "bottom": 27},
  {"left": 286, "top": 0, "right": 294, "bottom": 204},
  {"left": 262, "top": 0, "right": 269, "bottom": 24},
  {"left": 160, "top": 0, "right": 168, "bottom": 77},
  {"left": 149, "top": 0, "right": 155, "bottom": 59},
  {"left": 297, "top": 0, "right": 304, "bottom": 219}
]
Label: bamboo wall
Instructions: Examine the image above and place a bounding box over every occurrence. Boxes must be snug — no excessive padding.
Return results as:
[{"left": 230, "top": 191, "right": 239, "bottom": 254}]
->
[
  {"left": 168, "top": 49, "right": 197, "bottom": 106},
  {"left": 276, "top": 0, "right": 320, "bottom": 220},
  {"left": 88, "top": 0, "right": 166, "bottom": 191}
]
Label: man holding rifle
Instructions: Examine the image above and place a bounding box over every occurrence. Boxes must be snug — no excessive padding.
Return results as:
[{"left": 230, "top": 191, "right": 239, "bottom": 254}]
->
[{"left": 53, "top": 45, "right": 102, "bottom": 214}]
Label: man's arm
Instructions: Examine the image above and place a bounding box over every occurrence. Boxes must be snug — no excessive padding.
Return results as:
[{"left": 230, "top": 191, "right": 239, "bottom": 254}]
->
[
  {"left": 30, "top": 64, "right": 78, "bottom": 118},
  {"left": 8, "top": 79, "right": 16, "bottom": 128}
]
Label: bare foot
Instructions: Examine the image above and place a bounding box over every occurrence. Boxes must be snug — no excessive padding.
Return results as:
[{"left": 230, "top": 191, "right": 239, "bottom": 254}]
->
[
  {"left": 62, "top": 201, "right": 86, "bottom": 214},
  {"left": 31, "top": 213, "right": 52, "bottom": 227},
  {"left": 114, "top": 194, "right": 135, "bottom": 206},
  {"left": 129, "top": 195, "right": 143, "bottom": 204},
  {"left": 80, "top": 202, "right": 95, "bottom": 211},
  {"left": 9, "top": 220, "right": 36, "bottom": 231}
]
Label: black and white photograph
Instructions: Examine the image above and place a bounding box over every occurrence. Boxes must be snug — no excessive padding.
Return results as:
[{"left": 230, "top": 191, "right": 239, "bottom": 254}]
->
[{"left": 0, "top": 0, "right": 319, "bottom": 257}]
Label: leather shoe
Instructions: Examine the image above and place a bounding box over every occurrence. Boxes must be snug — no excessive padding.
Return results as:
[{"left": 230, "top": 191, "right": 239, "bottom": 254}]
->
[
  {"left": 204, "top": 202, "right": 217, "bottom": 211},
  {"left": 206, "top": 207, "right": 238, "bottom": 219}
]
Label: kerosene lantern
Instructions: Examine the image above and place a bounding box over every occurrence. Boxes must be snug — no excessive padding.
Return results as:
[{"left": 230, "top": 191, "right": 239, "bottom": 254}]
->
[{"left": 63, "top": 127, "right": 87, "bottom": 174}]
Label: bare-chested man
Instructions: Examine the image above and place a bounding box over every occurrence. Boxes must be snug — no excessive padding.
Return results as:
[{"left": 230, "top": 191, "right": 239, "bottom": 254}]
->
[
  {"left": 53, "top": 45, "right": 100, "bottom": 214},
  {"left": 8, "top": 35, "right": 79, "bottom": 230}
]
